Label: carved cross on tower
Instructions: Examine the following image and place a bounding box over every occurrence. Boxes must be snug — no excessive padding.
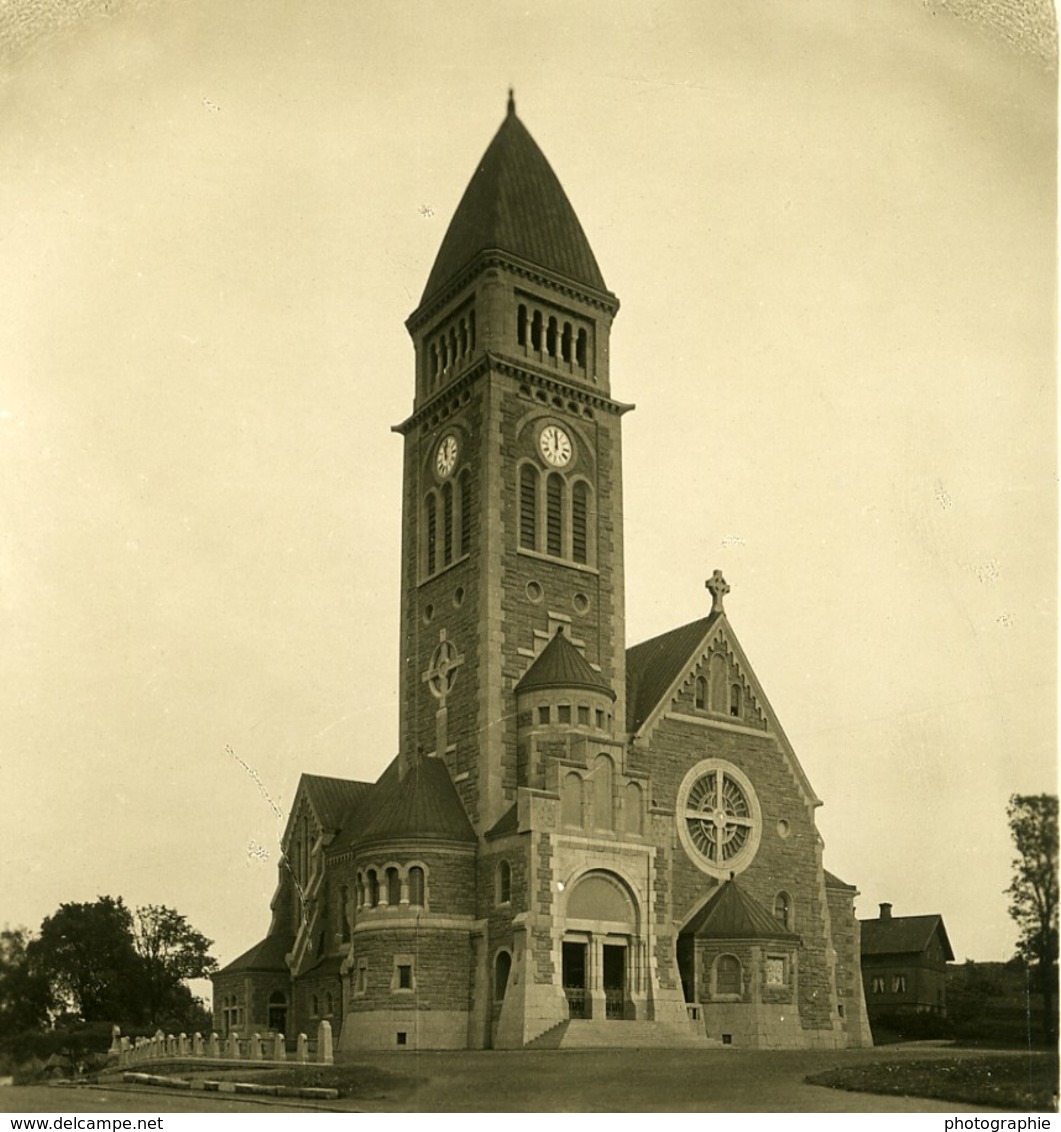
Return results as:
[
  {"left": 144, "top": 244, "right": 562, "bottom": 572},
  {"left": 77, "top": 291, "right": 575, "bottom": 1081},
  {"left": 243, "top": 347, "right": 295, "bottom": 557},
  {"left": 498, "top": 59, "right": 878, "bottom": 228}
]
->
[
  {"left": 706, "top": 569, "right": 730, "bottom": 614},
  {"left": 421, "top": 630, "right": 465, "bottom": 760}
]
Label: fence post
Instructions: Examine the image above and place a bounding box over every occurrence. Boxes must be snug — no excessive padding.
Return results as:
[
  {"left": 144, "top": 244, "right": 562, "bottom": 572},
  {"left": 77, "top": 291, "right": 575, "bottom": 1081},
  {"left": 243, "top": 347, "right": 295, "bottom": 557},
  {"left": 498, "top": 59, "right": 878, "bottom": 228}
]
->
[
  {"left": 227, "top": 1031, "right": 240, "bottom": 1059},
  {"left": 178, "top": 1032, "right": 188, "bottom": 1056},
  {"left": 250, "top": 1033, "right": 262, "bottom": 1060},
  {"left": 193, "top": 1032, "right": 204, "bottom": 1057},
  {"left": 109, "top": 1025, "right": 122, "bottom": 1056},
  {"left": 317, "top": 1020, "right": 333, "bottom": 1065},
  {"left": 296, "top": 1033, "right": 308, "bottom": 1063},
  {"left": 209, "top": 1032, "right": 220, "bottom": 1058},
  {"left": 274, "top": 1032, "right": 286, "bottom": 1061}
]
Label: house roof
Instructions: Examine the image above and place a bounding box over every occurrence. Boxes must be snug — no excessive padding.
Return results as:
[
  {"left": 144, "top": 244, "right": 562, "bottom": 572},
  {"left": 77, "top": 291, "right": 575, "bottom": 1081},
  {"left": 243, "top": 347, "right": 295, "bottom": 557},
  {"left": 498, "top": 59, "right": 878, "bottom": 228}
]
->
[
  {"left": 860, "top": 914, "right": 954, "bottom": 961},
  {"left": 300, "top": 774, "right": 374, "bottom": 832},
  {"left": 680, "top": 880, "right": 801, "bottom": 942},
  {"left": 218, "top": 933, "right": 293, "bottom": 974},
  {"left": 824, "top": 869, "right": 857, "bottom": 891},
  {"left": 353, "top": 755, "right": 477, "bottom": 847},
  {"left": 419, "top": 94, "right": 610, "bottom": 306},
  {"left": 625, "top": 613, "right": 720, "bottom": 733},
  {"left": 516, "top": 627, "right": 615, "bottom": 699}
]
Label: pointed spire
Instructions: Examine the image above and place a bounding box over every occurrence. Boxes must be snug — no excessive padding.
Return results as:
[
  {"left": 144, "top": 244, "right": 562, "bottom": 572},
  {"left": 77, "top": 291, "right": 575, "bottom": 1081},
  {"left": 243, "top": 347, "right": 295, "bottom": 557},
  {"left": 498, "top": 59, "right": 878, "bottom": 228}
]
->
[{"left": 507, "top": 87, "right": 516, "bottom": 116}]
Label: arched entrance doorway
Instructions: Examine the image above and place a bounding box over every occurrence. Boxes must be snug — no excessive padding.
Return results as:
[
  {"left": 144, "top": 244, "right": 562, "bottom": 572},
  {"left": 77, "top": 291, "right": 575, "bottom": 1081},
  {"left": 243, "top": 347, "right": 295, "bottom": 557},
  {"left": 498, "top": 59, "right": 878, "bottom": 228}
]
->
[{"left": 561, "top": 871, "right": 642, "bottom": 1021}]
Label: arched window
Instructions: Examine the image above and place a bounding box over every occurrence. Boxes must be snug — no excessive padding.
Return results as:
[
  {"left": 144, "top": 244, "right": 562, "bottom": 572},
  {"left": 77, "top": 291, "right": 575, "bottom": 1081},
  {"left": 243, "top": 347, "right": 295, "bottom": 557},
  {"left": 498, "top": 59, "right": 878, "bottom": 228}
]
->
[
  {"left": 624, "top": 782, "right": 643, "bottom": 836},
  {"left": 575, "top": 328, "right": 587, "bottom": 367},
  {"left": 695, "top": 676, "right": 707, "bottom": 711},
  {"left": 716, "top": 955, "right": 741, "bottom": 996},
  {"left": 572, "top": 481, "right": 589, "bottom": 564},
  {"left": 730, "top": 683, "right": 742, "bottom": 718},
  {"left": 561, "top": 322, "right": 572, "bottom": 362},
  {"left": 367, "top": 869, "right": 379, "bottom": 908},
  {"left": 354, "top": 875, "right": 364, "bottom": 909},
  {"left": 408, "top": 866, "right": 425, "bottom": 907},
  {"left": 546, "top": 316, "right": 558, "bottom": 357},
  {"left": 562, "top": 772, "right": 582, "bottom": 827},
  {"left": 593, "top": 754, "right": 614, "bottom": 831},
  {"left": 517, "top": 304, "right": 527, "bottom": 347},
  {"left": 459, "top": 471, "right": 471, "bottom": 556},
  {"left": 497, "top": 860, "right": 512, "bottom": 904},
  {"left": 386, "top": 867, "right": 401, "bottom": 906},
  {"left": 442, "top": 481, "right": 454, "bottom": 565},
  {"left": 773, "top": 892, "right": 791, "bottom": 930},
  {"left": 495, "top": 951, "right": 512, "bottom": 1001},
  {"left": 531, "top": 309, "right": 543, "bottom": 351},
  {"left": 519, "top": 465, "right": 537, "bottom": 550},
  {"left": 709, "top": 653, "right": 728, "bottom": 712},
  {"left": 546, "top": 473, "right": 564, "bottom": 557},
  {"left": 426, "top": 494, "right": 437, "bottom": 575}
]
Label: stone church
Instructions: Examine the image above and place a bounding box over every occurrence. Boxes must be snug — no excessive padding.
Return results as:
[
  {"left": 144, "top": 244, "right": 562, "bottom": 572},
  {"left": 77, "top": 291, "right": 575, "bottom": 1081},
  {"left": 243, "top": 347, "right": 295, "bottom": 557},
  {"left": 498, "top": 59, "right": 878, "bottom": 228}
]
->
[{"left": 212, "top": 95, "right": 872, "bottom": 1052}]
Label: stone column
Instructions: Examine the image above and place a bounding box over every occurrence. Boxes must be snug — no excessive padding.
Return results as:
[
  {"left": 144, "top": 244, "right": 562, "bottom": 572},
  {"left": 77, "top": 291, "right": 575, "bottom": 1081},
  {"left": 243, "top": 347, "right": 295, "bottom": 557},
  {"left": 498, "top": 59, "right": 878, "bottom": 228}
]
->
[
  {"left": 273, "top": 1032, "right": 286, "bottom": 1061},
  {"left": 296, "top": 1033, "right": 308, "bottom": 1063},
  {"left": 208, "top": 1032, "right": 220, "bottom": 1058},
  {"left": 317, "top": 1020, "right": 333, "bottom": 1065},
  {"left": 227, "top": 1032, "right": 239, "bottom": 1059},
  {"left": 193, "top": 1032, "right": 204, "bottom": 1057}
]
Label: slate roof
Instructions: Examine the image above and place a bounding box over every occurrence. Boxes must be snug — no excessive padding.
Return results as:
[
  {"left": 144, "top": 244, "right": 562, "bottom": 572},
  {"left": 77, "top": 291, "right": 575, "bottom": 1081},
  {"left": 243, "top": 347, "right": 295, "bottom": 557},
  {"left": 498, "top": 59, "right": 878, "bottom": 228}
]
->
[
  {"left": 420, "top": 96, "right": 610, "bottom": 305},
  {"left": 484, "top": 803, "right": 519, "bottom": 840},
  {"left": 516, "top": 628, "right": 615, "bottom": 698},
  {"left": 860, "top": 914, "right": 954, "bottom": 960},
  {"left": 300, "top": 774, "right": 374, "bottom": 832},
  {"left": 680, "top": 880, "right": 801, "bottom": 942},
  {"left": 218, "top": 933, "right": 293, "bottom": 974},
  {"left": 625, "top": 613, "right": 720, "bottom": 733},
  {"left": 354, "top": 755, "right": 477, "bottom": 847},
  {"left": 824, "top": 870, "right": 857, "bottom": 890}
]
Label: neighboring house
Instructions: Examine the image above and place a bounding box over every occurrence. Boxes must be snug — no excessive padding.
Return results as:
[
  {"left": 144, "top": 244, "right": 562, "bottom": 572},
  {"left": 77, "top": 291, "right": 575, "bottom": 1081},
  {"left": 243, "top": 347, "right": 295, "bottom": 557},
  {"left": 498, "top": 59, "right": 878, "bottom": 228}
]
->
[
  {"left": 211, "top": 94, "right": 873, "bottom": 1052},
  {"left": 860, "top": 902, "right": 954, "bottom": 1019}
]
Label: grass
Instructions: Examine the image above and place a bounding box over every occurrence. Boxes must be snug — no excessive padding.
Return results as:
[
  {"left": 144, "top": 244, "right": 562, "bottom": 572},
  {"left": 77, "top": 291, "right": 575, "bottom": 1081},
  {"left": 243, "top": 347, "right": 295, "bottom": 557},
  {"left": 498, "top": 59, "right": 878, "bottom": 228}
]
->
[{"left": 806, "top": 1053, "right": 1059, "bottom": 1112}]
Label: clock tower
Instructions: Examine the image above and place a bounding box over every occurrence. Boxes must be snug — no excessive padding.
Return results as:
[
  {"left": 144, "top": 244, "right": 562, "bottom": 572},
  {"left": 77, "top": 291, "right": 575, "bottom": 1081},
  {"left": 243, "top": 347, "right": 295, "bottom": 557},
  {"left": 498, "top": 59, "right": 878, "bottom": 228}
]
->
[{"left": 395, "top": 92, "right": 629, "bottom": 834}]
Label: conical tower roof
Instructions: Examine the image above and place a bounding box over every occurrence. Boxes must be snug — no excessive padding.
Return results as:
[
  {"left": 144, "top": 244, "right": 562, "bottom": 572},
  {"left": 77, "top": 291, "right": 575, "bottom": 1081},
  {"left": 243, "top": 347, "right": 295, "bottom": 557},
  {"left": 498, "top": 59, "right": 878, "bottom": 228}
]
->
[
  {"left": 421, "top": 93, "right": 609, "bottom": 305},
  {"left": 680, "top": 879, "right": 801, "bottom": 942},
  {"left": 515, "top": 627, "right": 615, "bottom": 699}
]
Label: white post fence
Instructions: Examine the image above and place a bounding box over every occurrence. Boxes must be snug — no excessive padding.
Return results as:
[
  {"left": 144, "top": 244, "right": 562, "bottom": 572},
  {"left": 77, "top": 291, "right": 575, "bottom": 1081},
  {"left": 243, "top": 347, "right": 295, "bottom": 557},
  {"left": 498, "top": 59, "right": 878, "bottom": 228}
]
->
[{"left": 110, "top": 1023, "right": 335, "bottom": 1067}]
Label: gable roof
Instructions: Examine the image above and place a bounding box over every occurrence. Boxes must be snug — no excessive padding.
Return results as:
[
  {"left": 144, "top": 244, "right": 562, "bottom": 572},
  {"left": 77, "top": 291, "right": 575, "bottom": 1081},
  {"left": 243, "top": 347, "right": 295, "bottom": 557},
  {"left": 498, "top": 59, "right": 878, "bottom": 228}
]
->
[
  {"left": 485, "top": 803, "right": 519, "bottom": 840},
  {"left": 860, "top": 914, "right": 954, "bottom": 960},
  {"left": 420, "top": 97, "right": 610, "bottom": 306},
  {"left": 626, "top": 613, "right": 719, "bottom": 733},
  {"left": 516, "top": 628, "right": 615, "bottom": 699},
  {"left": 218, "top": 932, "right": 293, "bottom": 974},
  {"left": 824, "top": 870, "right": 858, "bottom": 891},
  {"left": 300, "top": 774, "right": 375, "bottom": 832},
  {"left": 680, "top": 879, "right": 801, "bottom": 942},
  {"left": 354, "top": 755, "right": 477, "bottom": 847}
]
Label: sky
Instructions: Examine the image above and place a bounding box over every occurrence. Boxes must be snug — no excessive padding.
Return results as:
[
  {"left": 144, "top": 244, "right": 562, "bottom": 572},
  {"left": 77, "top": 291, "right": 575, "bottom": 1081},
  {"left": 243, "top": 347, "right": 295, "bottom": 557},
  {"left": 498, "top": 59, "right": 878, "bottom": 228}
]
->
[{"left": 0, "top": 0, "right": 1055, "bottom": 993}]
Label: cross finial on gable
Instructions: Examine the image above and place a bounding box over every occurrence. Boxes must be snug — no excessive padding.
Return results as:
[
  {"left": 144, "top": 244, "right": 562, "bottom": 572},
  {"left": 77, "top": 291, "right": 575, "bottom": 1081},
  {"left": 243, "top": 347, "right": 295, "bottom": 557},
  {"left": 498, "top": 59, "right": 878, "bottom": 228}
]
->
[{"left": 706, "top": 569, "right": 730, "bottom": 614}]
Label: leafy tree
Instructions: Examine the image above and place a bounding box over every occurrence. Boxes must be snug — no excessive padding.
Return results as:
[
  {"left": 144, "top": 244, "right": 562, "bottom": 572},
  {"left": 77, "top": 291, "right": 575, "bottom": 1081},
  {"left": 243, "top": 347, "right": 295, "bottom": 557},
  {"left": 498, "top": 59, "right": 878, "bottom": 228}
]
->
[
  {"left": 0, "top": 928, "right": 52, "bottom": 1038},
  {"left": 1005, "top": 793, "right": 1058, "bottom": 1040},
  {"left": 27, "top": 897, "right": 141, "bottom": 1023},
  {"left": 132, "top": 905, "right": 217, "bottom": 1026}
]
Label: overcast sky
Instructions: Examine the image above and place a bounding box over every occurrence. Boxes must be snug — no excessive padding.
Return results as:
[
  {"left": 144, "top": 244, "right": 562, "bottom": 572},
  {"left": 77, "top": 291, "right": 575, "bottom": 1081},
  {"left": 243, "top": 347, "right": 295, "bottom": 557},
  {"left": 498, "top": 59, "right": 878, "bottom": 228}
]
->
[{"left": 0, "top": 0, "right": 1055, "bottom": 987}]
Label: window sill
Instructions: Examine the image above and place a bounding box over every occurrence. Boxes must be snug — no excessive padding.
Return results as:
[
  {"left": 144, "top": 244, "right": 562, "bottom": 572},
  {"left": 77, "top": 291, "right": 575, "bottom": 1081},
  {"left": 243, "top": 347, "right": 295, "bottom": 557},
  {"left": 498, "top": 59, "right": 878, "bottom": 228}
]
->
[
  {"left": 419, "top": 553, "right": 470, "bottom": 586},
  {"left": 517, "top": 548, "right": 598, "bottom": 575}
]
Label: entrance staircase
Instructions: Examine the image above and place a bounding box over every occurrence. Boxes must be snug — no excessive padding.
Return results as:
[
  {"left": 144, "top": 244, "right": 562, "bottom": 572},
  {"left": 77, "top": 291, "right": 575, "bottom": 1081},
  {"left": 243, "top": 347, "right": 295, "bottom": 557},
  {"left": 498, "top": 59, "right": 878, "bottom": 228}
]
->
[{"left": 527, "top": 1018, "right": 721, "bottom": 1050}]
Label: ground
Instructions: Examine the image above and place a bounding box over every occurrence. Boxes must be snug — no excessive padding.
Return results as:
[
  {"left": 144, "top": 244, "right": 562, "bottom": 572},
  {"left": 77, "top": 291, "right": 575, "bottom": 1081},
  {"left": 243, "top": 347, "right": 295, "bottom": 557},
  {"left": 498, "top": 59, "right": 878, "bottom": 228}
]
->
[{"left": 1, "top": 1045, "right": 1055, "bottom": 1113}]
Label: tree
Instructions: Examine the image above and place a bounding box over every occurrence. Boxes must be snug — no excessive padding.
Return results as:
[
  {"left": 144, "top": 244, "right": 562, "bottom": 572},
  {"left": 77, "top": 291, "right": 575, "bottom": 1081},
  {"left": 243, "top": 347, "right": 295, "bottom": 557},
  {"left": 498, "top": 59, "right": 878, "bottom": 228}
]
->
[
  {"left": 27, "top": 897, "right": 141, "bottom": 1024},
  {"left": 0, "top": 927, "right": 52, "bottom": 1038},
  {"left": 1005, "top": 793, "right": 1058, "bottom": 1041},
  {"left": 132, "top": 905, "right": 217, "bottom": 1027}
]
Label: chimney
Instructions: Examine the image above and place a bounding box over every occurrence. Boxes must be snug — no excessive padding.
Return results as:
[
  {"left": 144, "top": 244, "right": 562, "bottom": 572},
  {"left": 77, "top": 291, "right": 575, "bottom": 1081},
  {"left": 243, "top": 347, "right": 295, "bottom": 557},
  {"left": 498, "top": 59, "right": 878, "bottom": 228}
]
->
[{"left": 879, "top": 902, "right": 893, "bottom": 920}]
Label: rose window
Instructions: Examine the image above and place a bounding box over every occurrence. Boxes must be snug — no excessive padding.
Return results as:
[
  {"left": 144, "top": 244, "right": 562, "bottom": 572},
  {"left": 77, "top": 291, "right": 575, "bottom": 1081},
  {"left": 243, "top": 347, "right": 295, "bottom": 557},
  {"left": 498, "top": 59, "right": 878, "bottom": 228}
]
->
[{"left": 676, "top": 759, "right": 762, "bottom": 877}]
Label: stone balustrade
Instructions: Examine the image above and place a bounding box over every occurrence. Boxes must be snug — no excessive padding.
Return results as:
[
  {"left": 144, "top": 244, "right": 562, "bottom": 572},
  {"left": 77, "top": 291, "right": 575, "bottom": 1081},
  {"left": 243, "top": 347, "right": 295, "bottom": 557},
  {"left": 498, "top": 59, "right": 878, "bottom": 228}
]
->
[{"left": 110, "top": 1021, "right": 333, "bottom": 1067}]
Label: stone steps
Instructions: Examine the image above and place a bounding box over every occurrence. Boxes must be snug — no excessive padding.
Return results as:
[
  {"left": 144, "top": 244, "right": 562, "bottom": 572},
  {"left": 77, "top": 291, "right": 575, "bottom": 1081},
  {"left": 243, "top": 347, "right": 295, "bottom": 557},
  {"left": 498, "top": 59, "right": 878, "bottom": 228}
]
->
[{"left": 558, "top": 1019, "right": 721, "bottom": 1049}]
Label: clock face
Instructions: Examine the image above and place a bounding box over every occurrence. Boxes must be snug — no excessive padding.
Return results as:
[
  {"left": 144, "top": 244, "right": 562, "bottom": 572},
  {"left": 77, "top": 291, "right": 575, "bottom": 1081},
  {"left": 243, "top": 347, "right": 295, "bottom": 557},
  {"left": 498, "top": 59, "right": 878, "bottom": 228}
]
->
[
  {"left": 539, "top": 425, "right": 572, "bottom": 467},
  {"left": 435, "top": 435, "right": 458, "bottom": 478}
]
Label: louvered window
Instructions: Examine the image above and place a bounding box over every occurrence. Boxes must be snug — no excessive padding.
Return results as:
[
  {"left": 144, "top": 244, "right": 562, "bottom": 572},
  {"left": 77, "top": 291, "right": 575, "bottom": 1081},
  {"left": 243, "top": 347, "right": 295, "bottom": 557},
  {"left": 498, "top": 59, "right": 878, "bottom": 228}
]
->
[
  {"left": 426, "top": 495, "right": 437, "bottom": 574},
  {"left": 520, "top": 465, "right": 537, "bottom": 550},
  {"left": 459, "top": 472, "right": 471, "bottom": 556},
  {"left": 546, "top": 473, "right": 563, "bottom": 557},
  {"left": 442, "top": 482, "right": 453, "bottom": 565},
  {"left": 572, "top": 481, "right": 588, "bottom": 563}
]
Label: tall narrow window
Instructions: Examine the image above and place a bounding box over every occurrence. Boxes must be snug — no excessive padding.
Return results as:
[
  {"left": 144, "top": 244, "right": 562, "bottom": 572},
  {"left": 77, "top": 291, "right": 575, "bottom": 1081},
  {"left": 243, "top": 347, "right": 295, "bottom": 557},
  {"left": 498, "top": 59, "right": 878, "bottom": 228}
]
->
[
  {"left": 572, "top": 481, "right": 588, "bottom": 564},
  {"left": 520, "top": 465, "right": 537, "bottom": 550},
  {"left": 386, "top": 867, "right": 401, "bottom": 906},
  {"left": 624, "top": 782, "right": 643, "bottom": 836},
  {"left": 695, "top": 676, "right": 707, "bottom": 711},
  {"left": 576, "top": 328, "right": 587, "bottom": 367},
  {"left": 340, "top": 885, "right": 350, "bottom": 941},
  {"left": 547, "top": 316, "right": 558, "bottom": 356},
  {"left": 562, "top": 772, "right": 582, "bottom": 827},
  {"left": 716, "top": 955, "right": 741, "bottom": 995},
  {"left": 442, "top": 482, "right": 453, "bottom": 565},
  {"left": 546, "top": 473, "right": 563, "bottom": 557},
  {"left": 469, "top": 309, "right": 476, "bottom": 352},
  {"left": 497, "top": 860, "right": 512, "bottom": 904},
  {"left": 426, "top": 494, "right": 437, "bottom": 575},
  {"left": 531, "top": 310, "right": 542, "bottom": 351},
  {"left": 593, "top": 754, "right": 614, "bottom": 831},
  {"left": 459, "top": 471, "right": 471, "bottom": 556},
  {"left": 730, "top": 684, "right": 742, "bottom": 718},
  {"left": 367, "top": 870, "right": 379, "bottom": 908},
  {"left": 495, "top": 951, "right": 512, "bottom": 1000},
  {"left": 408, "top": 866, "right": 425, "bottom": 907},
  {"left": 561, "top": 322, "right": 572, "bottom": 362},
  {"left": 459, "top": 319, "right": 468, "bottom": 356},
  {"left": 517, "top": 304, "right": 527, "bottom": 347}
]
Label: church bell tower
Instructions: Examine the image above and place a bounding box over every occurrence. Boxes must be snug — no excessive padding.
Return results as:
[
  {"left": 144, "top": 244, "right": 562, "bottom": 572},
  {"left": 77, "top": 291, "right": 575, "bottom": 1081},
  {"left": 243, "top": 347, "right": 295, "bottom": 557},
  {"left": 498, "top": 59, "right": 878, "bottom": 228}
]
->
[{"left": 394, "top": 93, "right": 630, "bottom": 833}]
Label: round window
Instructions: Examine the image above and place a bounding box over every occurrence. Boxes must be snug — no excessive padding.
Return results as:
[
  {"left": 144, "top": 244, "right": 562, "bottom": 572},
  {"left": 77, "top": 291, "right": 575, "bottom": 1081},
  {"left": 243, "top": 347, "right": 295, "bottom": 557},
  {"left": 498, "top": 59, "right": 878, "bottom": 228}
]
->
[{"left": 676, "top": 759, "right": 762, "bottom": 878}]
